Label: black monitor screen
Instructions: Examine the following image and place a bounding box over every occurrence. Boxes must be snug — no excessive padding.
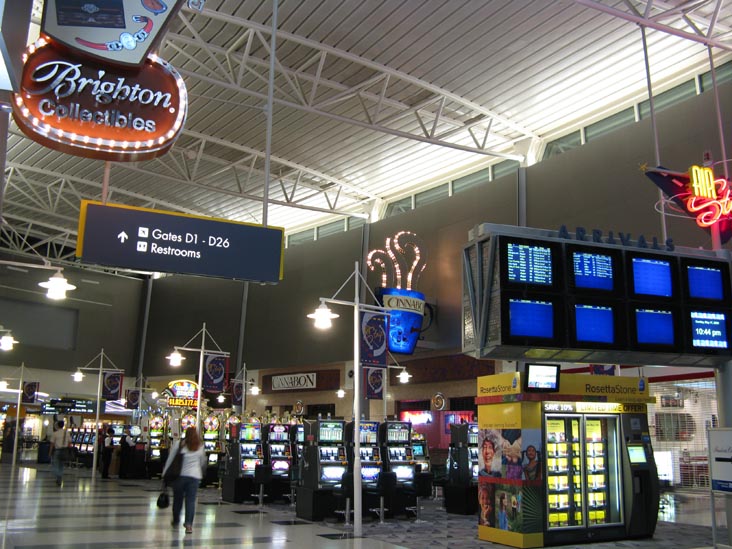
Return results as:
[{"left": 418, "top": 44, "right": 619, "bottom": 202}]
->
[
  {"left": 628, "top": 254, "right": 677, "bottom": 299},
  {"left": 682, "top": 259, "right": 730, "bottom": 303},
  {"left": 567, "top": 245, "right": 622, "bottom": 296},
  {"left": 688, "top": 310, "right": 730, "bottom": 351},
  {"left": 499, "top": 237, "right": 562, "bottom": 292},
  {"left": 524, "top": 363, "right": 560, "bottom": 392}
]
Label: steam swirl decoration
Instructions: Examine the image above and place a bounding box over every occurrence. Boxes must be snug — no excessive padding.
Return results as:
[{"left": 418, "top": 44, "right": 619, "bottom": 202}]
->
[{"left": 367, "top": 231, "right": 427, "bottom": 290}]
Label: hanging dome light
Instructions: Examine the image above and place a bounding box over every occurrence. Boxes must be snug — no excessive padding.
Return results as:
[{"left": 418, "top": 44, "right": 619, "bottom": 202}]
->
[
  {"left": 166, "top": 350, "right": 185, "bottom": 366},
  {"left": 398, "top": 369, "right": 412, "bottom": 384},
  {"left": 39, "top": 270, "right": 76, "bottom": 300},
  {"left": 307, "top": 303, "right": 339, "bottom": 330}
]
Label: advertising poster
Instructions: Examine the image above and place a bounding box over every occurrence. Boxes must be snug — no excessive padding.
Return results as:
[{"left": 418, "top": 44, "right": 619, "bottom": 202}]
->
[
  {"left": 231, "top": 381, "right": 243, "bottom": 406},
  {"left": 21, "top": 382, "right": 39, "bottom": 404},
  {"left": 364, "top": 367, "right": 384, "bottom": 400},
  {"left": 203, "top": 355, "right": 227, "bottom": 393},
  {"left": 360, "top": 312, "right": 387, "bottom": 367},
  {"left": 125, "top": 389, "right": 140, "bottom": 410},
  {"left": 102, "top": 372, "right": 123, "bottom": 400},
  {"left": 709, "top": 428, "right": 732, "bottom": 493}
]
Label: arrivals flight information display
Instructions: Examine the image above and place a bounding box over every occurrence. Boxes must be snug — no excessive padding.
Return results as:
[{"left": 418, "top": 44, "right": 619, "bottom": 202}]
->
[
  {"left": 573, "top": 252, "right": 613, "bottom": 291},
  {"left": 506, "top": 242, "right": 553, "bottom": 285}
]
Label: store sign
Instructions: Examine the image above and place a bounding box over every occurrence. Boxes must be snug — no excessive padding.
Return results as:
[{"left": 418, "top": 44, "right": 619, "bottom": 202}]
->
[
  {"left": 41, "top": 0, "right": 185, "bottom": 67},
  {"left": 12, "top": 38, "right": 187, "bottom": 161},
  {"left": 709, "top": 428, "right": 732, "bottom": 493},
  {"left": 41, "top": 398, "right": 96, "bottom": 414},
  {"left": 166, "top": 379, "right": 199, "bottom": 408},
  {"left": 271, "top": 373, "right": 316, "bottom": 391}
]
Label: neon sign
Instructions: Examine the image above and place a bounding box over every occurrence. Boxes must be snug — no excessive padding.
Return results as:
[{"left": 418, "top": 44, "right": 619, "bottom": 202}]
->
[{"left": 685, "top": 165, "right": 732, "bottom": 228}]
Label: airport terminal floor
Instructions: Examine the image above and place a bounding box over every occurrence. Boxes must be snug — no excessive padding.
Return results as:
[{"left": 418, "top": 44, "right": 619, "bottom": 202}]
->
[{"left": 0, "top": 463, "right": 726, "bottom": 549}]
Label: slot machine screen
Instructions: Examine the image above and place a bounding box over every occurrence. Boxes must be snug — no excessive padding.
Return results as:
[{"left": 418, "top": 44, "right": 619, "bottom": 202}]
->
[
  {"left": 241, "top": 458, "right": 261, "bottom": 472},
  {"left": 362, "top": 466, "right": 380, "bottom": 482},
  {"left": 152, "top": 449, "right": 161, "bottom": 458},
  {"left": 296, "top": 425, "right": 304, "bottom": 443},
  {"left": 241, "top": 424, "right": 261, "bottom": 442},
  {"left": 318, "top": 421, "right": 344, "bottom": 442},
  {"left": 272, "top": 460, "right": 290, "bottom": 472},
  {"left": 321, "top": 465, "right": 346, "bottom": 482},
  {"left": 360, "top": 421, "right": 379, "bottom": 444},
  {"left": 412, "top": 443, "right": 424, "bottom": 457},
  {"left": 393, "top": 465, "right": 414, "bottom": 481},
  {"left": 208, "top": 453, "right": 218, "bottom": 464}
]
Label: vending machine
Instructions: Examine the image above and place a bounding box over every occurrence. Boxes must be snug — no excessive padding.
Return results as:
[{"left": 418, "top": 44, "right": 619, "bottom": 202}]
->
[
  {"left": 346, "top": 420, "right": 382, "bottom": 487},
  {"left": 239, "top": 421, "right": 264, "bottom": 477},
  {"left": 302, "top": 419, "right": 347, "bottom": 489},
  {"left": 476, "top": 372, "right": 659, "bottom": 549},
  {"left": 265, "top": 423, "right": 293, "bottom": 479},
  {"left": 379, "top": 420, "right": 416, "bottom": 486},
  {"left": 411, "top": 432, "right": 430, "bottom": 473}
]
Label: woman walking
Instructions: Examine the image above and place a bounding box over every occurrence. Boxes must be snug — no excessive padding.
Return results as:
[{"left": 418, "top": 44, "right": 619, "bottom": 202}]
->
[{"left": 162, "top": 427, "right": 206, "bottom": 534}]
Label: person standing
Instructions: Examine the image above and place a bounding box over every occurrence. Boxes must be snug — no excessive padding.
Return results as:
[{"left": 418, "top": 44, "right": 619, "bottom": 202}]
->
[
  {"left": 101, "top": 427, "right": 114, "bottom": 479},
  {"left": 118, "top": 428, "right": 135, "bottom": 479},
  {"left": 49, "top": 420, "right": 68, "bottom": 486},
  {"left": 163, "top": 426, "right": 206, "bottom": 535}
]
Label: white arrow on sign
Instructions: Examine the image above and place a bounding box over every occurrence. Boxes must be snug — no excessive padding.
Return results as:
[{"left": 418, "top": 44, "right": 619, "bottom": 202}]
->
[{"left": 117, "top": 231, "right": 128, "bottom": 243}]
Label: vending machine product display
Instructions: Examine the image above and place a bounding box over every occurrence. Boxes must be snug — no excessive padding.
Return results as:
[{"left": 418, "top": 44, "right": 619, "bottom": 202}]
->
[{"left": 476, "top": 372, "right": 659, "bottom": 549}]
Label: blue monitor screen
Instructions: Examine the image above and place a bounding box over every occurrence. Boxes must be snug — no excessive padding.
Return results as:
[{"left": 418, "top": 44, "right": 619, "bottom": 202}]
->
[
  {"left": 690, "top": 311, "right": 729, "bottom": 349},
  {"left": 509, "top": 299, "right": 554, "bottom": 338},
  {"left": 574, "top": 304, "right": 614, "bottom": 344},
  {"left": 635, "top": 308, "right": 675, "bottom": 345},
  {"left": 506, "top": 242, "right": 553, "bottom": 286},
  {"left": 573, "top": 251, "right": 614, "bottom": 291},
  {"left": 687, "top": 265, "right": 724, "bottom": 300},
  {"left": 632, "top": 257, "right": 673, "bottom": 297}
]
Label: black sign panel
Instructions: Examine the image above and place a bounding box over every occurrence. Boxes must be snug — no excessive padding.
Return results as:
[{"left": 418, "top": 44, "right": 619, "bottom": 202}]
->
[
  {"left": 42, "top": 398, "right": 97, "bottom": 414},
  {"left": 76, "top": 201, "right": 284, "bottom": 282}
]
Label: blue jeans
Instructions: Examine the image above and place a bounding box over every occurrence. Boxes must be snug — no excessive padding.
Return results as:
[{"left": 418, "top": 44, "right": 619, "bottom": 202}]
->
[
  {"left": 51, "top": 450, "right": 64, "bottom": 481},
  {"left": 171, "top": 476, "right": 199, "bottom": 526}
]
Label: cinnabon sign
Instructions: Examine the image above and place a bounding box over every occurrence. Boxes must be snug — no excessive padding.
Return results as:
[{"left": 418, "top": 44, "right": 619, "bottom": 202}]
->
[{"left": 12, "top": 38, "right": 187, "bottom": 161}]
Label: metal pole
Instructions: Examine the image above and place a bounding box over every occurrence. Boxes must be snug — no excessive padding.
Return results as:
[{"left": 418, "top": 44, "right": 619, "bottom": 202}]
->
[
  {"left": 91, "top": 350, "right": 104, "bottom": 484},
  {"left": 235, "top": 282, "right": 249, "bottom": 413},
  {"left": 135, "top": 276, "right": 154, "bottom": 424},
  {"left": 640, "top": 25, "right": 668, "bottom": 244},
  {"left": 353, "top": 261, "right": 363, "bottom": 538},
  {"left": 101, "top": 161, "right": 111, "bottom": 204},
  {"left": 11, "top": 363, "right": 24, "bottom": 470},
  {"left": 196, "top": 322, "right": 206, "bottom": 428},
  {"left": 261, "top": 0, "right": 278, "bottom": 227},
  {"left": 707, "top": 46, "right": 728, "bottom": 251}
]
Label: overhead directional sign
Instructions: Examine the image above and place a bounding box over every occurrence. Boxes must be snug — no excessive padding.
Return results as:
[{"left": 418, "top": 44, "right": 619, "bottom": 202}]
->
[{"left": 76, "top": 201, "right": 284, "bottom": 282}]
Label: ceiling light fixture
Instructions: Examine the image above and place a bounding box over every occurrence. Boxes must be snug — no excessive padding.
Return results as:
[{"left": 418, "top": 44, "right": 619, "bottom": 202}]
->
[
  {"left": 307, "top": 302, "right": 339, "bottom": 330},
  {"left": 0, "top": 326, "right": 17, "bottom": 351},
  {"left": 166, "top": 350, "right": 185, "bottom": 366},
  {"left": 38, "top": 270, "right": 76, "bottom": 300}
]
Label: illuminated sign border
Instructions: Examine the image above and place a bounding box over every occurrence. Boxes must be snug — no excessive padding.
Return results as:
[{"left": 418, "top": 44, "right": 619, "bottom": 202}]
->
[{"left": 12, "top": 38, "right": 187, "bottom": 162}]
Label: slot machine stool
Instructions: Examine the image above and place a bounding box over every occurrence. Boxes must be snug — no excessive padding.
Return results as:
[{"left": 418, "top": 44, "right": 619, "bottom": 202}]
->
[
  {"left": 253, "top": 464, "right": 273, "bottom": 508},
  {"left": 367, "top": 471, "right": 397, "bottom": 524},
  {"left": 333, "top": 472, "right": 355, "bottom": 526},
  {"left": 405, "top": 472, "right": 434, "bottom": 522}
]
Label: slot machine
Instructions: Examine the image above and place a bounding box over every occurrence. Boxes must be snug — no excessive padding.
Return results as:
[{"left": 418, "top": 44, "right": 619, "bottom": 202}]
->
[
  {"left": 225, "top": 414, "right": 241, "bottom": 442},
  {"left": 111, "top": 425, "right": 123, "bottom": 446},
  {"left": 239, "top": 420, "right": 263, "bottom": 477},
  {"left": 180, "top": 413, "right": 196, "bottom": 432},
  {"left": 379, "top": 420, "right": 416, "bottom": 486},
  {"left": 70, "top": 428, "right": 82, "bottom": 452},
  {"left": 80, "top": 430, "right": 92, "bottom": 454},
  {"left": 203, "top": 414, "right": 221, "bottom": 465},
  {"left": 346, "top": 420, "right": 381, "bottom": 487},
  {"left": 411, "top": 431, "right": 430, "bottom": 472},
  {"left": 148, "top": 415, "right": 165, "bottom": 460},
  {"left": 468, "top": 422, "right": 480, "bottom": 482},
  {"left": 265, "top": 423, "right": 293, "bottom": 480},
  {"left": 302, "top": 419, "right": 347, "bottom": 489}
]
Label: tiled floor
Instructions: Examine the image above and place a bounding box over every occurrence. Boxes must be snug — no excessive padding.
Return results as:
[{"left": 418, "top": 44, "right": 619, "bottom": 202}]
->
[{"left": 0, "top": 462, "right": 727, "bottom": 549}]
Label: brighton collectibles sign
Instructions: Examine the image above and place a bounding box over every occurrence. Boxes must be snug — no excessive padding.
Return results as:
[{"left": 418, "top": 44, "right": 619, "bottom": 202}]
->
[
  {"left": 12, "top": 38, "right": 187, "bottom": 161},
  {"left": 41, "top": 0, "right": 185, "bottom": 67}
]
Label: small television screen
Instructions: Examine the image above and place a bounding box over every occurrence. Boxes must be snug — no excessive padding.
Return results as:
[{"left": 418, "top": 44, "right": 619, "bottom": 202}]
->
[
  {"left": 524, "top": 363, "right": 561, "bottom": 392},
  {"left": 627, "top": 253, "right": 678, "bottom": 300},
  {"left": 567, "top": 244, "right": 623, "bottom": 295},
  {"left": 502, "top": 293, "right": 564, "bottom": 347},
  {"left": 682, "top": 258, "right": 730, "bottom": 303},
  {"left": 631, "top": 306, "right": 679, "bottom": 350},
  {"left": 361, "top": 466, "right": 381, "bottom": 482},
  {"left": 627, "top": 445, "right": 647, "bottom": 464},
  {"left": 687, "top": 309, "right": 731, "bottom": 352},
  {"left": 499, "top": 236, "right": 562, "bottom": 292},
  {"left": 412, "top": 443, "right": 425, "bottom": 457}
]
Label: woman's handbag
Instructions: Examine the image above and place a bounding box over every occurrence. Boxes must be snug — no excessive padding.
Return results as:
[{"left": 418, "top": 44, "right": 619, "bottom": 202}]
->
[
  {"left": 156, "top": 490, "right": 170, "bottom": 509},
  {"left": 162, "top": 447, "right": 183, "bottom": 485}
]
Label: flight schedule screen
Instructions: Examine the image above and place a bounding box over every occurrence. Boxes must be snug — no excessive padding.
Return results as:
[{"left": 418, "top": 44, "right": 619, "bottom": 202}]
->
[
  {"left": 506, "top": 242, "right": 553, "bottom": 285},
  {"left": 573, "top": 251, "right": 614, "bottom": 291}
]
